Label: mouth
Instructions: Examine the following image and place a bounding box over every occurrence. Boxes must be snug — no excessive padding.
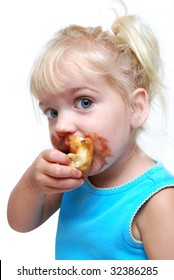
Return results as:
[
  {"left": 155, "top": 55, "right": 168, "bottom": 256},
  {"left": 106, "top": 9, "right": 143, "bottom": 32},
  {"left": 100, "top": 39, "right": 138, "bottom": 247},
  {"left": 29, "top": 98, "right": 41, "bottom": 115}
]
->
[
  {"left": 51, "top": 132, "right": 112, "bottom": 171},
  {"left": 59, "top": 137, "right": 70, "bottom": 154},
  {"left": 51, "top": 134, "right": 70, "bottom": 153}
]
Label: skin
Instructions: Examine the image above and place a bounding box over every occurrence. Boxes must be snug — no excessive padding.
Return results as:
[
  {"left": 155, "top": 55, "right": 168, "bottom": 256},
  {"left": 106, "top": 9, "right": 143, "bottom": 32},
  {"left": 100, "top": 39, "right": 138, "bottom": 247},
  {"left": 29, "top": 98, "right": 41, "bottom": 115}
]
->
[{"left": 7, "top": 70, "right": 174, "bottom": 259}]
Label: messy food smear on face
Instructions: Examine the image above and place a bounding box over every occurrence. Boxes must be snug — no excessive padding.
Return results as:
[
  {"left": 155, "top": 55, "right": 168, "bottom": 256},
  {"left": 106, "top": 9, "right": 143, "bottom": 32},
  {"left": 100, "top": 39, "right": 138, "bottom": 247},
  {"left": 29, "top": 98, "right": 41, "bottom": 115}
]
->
[
  {"left": 51, "top": 133, "right": 70, "bottom": 153},
  {"left": 85, "top": 132, "right": 112, "bottom": 171},
  {"left": 50, "top": 132, "right": 112, "bottom": 172}
]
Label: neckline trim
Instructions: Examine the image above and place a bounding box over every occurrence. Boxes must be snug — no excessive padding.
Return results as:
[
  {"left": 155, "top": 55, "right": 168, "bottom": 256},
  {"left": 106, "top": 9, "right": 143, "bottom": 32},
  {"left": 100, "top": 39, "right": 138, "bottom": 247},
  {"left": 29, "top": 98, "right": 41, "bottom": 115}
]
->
[{"left": 86, "top": 163, "right": 162, "bottom": 192}]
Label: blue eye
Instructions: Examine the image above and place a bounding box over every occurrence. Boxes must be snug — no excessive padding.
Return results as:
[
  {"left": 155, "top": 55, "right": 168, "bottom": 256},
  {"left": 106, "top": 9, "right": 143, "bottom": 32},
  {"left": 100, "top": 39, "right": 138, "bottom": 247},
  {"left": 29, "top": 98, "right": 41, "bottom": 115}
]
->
[
  {"left": 76, "top": 98, "right": 93, "bottom": 110},
  {"left": 45, "top": 108, "right": 58, "bottom": 120}
]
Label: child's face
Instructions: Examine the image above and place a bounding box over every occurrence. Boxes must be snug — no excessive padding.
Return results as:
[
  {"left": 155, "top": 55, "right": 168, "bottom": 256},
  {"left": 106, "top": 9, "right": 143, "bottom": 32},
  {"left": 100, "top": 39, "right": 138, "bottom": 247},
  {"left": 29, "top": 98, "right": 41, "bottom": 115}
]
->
[{"left": 39, "top": 70, "right": 134, "bottom": 177}]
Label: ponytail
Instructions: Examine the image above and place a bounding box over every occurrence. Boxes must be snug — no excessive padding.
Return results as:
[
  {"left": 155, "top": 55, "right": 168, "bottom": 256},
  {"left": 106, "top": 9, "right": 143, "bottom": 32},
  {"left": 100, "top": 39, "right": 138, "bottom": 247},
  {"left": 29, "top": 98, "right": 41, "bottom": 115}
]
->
[{"left": 111, "top": 14, "right": 163, "bottom": 99}]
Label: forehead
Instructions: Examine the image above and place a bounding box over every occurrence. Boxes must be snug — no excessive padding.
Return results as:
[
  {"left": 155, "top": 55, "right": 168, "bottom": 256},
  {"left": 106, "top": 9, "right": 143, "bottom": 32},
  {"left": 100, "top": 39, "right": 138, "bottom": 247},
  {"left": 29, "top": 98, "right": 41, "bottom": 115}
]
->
[
  {"left": 39, "top": 57, "right": 112, "bottom": 100},
  {"left": 43, "top": 73, "right": 110, "bottom": 105},
  {"left": 30, "top": 37, "right": 116, "bottom": 100},
  {"left": 56, "top": 67, "right": 103, "bottom": 92}
]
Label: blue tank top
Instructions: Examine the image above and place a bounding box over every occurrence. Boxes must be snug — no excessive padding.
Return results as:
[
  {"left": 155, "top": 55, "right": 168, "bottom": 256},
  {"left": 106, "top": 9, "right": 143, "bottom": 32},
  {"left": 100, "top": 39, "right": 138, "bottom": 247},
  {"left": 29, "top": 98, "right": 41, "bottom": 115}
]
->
[{"left": 55, "top": 163, "right": 174, "bottom": 260}]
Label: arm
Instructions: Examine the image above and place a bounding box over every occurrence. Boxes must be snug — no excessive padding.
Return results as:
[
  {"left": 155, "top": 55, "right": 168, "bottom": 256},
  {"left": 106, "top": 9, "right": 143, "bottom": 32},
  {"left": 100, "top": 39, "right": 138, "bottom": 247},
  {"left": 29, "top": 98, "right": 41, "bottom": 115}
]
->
[
  {"left": 7, "top": 149, "right": 83, "bottom": 232},
  {"left": 136, "top": 187, "right": 174, "bottom": 260}
]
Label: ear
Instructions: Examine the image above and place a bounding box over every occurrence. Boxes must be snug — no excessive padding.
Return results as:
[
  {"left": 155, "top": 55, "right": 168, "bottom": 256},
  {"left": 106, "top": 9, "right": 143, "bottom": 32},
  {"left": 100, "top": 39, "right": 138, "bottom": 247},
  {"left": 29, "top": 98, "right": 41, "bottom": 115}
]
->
[{"left": 130, "top": 88, "right": 149, "bottom": 129}]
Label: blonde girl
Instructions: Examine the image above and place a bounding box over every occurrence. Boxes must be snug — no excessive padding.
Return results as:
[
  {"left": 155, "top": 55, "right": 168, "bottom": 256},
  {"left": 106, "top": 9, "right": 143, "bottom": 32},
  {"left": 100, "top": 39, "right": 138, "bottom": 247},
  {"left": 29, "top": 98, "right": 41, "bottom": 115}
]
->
[{"left": 8, "top": 2, "right": 174, "bottom": 259}]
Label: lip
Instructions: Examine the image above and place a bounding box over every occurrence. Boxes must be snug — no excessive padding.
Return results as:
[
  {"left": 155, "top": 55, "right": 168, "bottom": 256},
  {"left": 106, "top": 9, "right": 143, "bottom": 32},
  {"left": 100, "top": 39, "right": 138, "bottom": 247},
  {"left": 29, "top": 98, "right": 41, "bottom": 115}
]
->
[
  {"left": 51, "top": 133, "right": 70, "bottom": 153},
  {"left": 51, "top": 134, "right": 84, "bottom": 153},
  {"left": 59, "top": 137, "right": 70, "bottom": 153}
]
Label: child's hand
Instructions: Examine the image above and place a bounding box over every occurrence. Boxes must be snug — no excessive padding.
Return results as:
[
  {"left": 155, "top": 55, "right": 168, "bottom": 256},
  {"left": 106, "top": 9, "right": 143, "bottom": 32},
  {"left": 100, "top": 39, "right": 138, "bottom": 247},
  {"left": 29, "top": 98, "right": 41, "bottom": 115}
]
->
[{"left": 28, "top": 149, "right": 84, "bottom": 194}]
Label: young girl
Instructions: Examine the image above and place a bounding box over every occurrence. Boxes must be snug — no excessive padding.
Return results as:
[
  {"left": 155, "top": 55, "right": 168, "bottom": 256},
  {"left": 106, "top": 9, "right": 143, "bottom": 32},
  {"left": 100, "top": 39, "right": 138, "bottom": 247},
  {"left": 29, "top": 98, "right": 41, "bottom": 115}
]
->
[{"left": 7, "top": 2, "right": 174, "bottom": 260}]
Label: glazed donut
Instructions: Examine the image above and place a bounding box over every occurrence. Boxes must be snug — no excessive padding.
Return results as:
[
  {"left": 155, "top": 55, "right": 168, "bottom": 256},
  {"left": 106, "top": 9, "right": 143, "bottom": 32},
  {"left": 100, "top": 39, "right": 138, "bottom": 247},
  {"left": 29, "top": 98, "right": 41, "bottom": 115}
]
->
[{"left": 68, "top": 135, "right": 94, "bottom": 179}]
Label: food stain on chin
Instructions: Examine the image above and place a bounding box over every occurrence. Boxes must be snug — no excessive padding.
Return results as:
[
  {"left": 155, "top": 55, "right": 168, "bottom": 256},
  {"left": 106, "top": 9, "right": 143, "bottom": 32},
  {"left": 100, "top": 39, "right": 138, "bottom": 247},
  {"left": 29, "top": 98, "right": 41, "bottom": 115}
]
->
[{"left": 85, "top": 132, "right": 112, "bottom": 171}]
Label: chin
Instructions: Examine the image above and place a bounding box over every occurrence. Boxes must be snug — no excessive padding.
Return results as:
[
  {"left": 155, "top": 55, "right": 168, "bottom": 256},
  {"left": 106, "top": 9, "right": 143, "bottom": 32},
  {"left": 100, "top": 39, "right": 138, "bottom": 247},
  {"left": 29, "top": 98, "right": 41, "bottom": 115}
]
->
[{"left": 88, "top": 160, "right": 109, "bottom": 177}]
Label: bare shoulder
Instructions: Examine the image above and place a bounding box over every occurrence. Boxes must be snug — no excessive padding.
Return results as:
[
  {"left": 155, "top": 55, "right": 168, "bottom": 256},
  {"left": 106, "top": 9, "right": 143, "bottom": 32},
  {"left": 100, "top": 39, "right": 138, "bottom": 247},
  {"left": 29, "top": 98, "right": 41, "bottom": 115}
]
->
[
  {"left": 145, "top": 187, "right": 174, "bottom": 211},
  {"left": 135, "top": 187, "right": 174, "bottom": 259}
]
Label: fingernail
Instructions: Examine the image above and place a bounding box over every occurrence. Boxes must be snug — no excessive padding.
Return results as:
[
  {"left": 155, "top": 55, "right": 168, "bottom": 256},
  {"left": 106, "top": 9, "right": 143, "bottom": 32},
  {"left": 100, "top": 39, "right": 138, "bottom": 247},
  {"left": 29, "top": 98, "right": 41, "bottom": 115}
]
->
[{"left": 72, "top": 169, "right": 82, "bottom": 178}]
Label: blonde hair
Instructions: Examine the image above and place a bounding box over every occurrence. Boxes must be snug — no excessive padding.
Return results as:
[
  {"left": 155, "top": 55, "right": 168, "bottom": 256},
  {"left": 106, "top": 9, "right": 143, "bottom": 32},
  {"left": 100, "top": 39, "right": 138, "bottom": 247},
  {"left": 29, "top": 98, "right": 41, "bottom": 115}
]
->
[{"left": 30, "top": 8, "right": 163, "bottom": 104}]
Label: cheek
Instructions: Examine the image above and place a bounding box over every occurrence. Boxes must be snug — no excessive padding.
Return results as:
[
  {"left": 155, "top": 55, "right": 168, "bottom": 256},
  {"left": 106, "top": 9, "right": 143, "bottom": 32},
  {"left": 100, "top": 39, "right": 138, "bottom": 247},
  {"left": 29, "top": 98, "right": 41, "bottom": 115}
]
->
[
  {"left": 50, "top": 132, "right": 59, "bottom": 149},
  {"left": 49, "top": 125, "right": 58, "bottom": 148},
  {"left": 86, "top": 112, "right": 132, "bottom": 174}
]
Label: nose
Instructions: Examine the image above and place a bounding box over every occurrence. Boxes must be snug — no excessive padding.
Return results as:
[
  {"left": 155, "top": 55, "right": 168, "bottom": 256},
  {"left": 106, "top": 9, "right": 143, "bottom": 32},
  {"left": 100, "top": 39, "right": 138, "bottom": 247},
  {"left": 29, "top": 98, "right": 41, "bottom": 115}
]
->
[{"left": 54, "top": 111, "right": 77, "bottom": 137}]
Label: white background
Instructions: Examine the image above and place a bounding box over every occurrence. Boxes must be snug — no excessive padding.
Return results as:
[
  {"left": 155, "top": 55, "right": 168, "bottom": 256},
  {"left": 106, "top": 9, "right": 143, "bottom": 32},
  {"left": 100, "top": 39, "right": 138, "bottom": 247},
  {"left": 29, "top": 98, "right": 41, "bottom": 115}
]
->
[{"left": 0, "top": 0, "right": 174, "bottom": 262}]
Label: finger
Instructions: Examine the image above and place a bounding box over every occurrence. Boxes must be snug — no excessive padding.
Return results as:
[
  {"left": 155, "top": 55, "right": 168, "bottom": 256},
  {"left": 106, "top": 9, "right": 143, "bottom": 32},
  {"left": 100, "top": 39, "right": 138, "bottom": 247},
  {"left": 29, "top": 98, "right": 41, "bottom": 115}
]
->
[
  {"left": 42, "top": 149, "right": 70, "bottom": 165},
  {"left": 36, "top": 175, "right": 84, "bottom": 194},
  {"left": 42, "top": 160, "right": 82, "bottom": 179},
  {"left": 47, "top": 180, "right": 84, "bottom": 193}
]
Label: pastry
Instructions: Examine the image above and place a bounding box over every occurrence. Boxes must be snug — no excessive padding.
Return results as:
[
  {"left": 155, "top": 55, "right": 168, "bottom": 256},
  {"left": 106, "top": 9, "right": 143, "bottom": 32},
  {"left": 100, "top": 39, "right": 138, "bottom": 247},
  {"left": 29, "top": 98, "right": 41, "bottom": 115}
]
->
[{"left": 68, "top": 135, "right": 94, "bottom": 179}]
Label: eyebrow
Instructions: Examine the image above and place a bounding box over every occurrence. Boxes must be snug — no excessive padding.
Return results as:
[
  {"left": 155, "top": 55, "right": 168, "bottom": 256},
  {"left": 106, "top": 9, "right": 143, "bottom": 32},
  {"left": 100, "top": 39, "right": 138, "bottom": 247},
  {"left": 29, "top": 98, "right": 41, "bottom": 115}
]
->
[
  {"left": 70, "top": 86, "right": 100, "bottom": 95},
  {"left": 38, "top": 86, "right": 100, "bottom": 108}
]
